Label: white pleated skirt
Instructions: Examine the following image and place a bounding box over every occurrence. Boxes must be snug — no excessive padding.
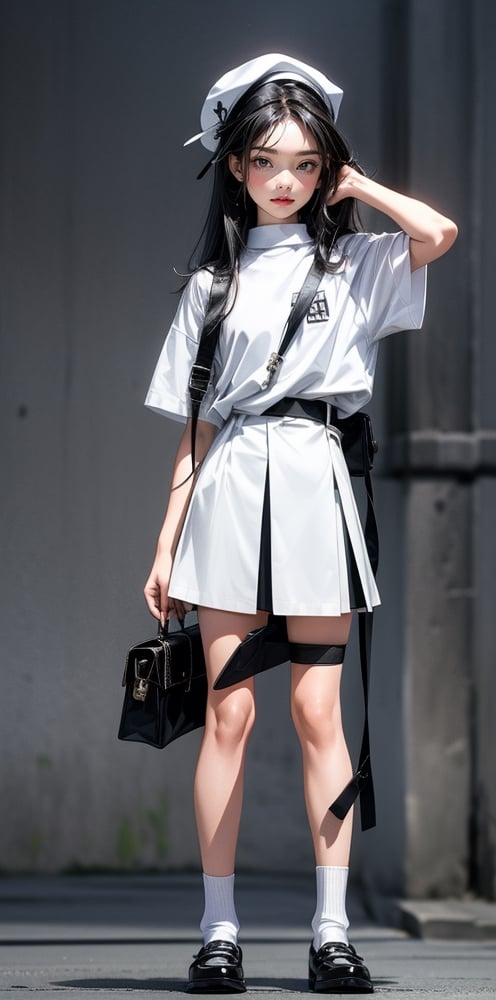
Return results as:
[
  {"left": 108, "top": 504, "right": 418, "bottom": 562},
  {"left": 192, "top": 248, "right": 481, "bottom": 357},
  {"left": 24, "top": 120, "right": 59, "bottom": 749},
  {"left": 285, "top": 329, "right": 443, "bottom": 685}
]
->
[{"left": 169, "top": 412, "right": 380, "bottom": 616}]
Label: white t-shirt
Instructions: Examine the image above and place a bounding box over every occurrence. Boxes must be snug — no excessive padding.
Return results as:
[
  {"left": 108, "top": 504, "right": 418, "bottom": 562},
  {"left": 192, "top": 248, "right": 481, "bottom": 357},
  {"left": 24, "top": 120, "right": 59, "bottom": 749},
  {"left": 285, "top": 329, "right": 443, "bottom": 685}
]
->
[{"left": 145, "top": 223, "right": 427, "bottom": 426}]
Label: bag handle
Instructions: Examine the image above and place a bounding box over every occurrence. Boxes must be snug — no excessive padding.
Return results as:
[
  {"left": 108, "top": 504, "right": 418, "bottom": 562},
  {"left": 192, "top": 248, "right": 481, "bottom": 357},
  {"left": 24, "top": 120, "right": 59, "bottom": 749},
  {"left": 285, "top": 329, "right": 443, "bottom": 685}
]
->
[{"left": 158, "top": 609, "right": 198, "bottom": 639}]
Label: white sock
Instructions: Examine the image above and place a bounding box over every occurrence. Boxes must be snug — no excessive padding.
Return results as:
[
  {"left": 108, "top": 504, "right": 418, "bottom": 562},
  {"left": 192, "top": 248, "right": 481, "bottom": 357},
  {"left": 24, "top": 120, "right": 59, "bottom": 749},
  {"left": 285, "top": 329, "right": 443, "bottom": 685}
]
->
[
  {"left": 199, "top": 873, "right": 240, "bottom": 946},
  {"left": 311, "top": 866, "right": 350, "bottom": 949}
]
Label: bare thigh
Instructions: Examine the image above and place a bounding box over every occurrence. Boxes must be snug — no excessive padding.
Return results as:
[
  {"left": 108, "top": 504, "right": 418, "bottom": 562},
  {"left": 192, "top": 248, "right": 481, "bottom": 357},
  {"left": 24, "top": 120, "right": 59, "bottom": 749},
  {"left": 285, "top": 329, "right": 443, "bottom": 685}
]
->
[{"left": 286, "top": 613, "right": 353, "bottom": 647}]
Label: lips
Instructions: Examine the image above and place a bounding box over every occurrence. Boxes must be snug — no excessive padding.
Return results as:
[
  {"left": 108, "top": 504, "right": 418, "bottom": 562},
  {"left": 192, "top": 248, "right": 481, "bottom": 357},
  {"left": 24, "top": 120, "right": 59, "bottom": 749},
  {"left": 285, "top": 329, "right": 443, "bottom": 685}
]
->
[{"left": 271, "top": 198, "right": 295, "bottom": 205}]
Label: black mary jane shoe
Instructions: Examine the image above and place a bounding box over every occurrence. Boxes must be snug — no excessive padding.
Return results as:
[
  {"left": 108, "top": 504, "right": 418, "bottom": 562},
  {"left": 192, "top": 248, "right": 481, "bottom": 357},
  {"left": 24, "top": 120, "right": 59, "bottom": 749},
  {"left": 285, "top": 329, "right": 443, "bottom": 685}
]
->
[
  {"left": 309, "top": 941, "right": 374, "bottom": 993},
  {"left": 186, "top": 939, "right": 246, "bottom": 994}
]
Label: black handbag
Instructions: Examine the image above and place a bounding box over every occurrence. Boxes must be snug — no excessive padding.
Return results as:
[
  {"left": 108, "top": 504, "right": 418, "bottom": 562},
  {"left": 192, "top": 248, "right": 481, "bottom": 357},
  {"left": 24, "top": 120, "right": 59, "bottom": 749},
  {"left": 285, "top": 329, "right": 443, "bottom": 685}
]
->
[{"left": 118, "top": 617, "right": 207, "bottom": 749}]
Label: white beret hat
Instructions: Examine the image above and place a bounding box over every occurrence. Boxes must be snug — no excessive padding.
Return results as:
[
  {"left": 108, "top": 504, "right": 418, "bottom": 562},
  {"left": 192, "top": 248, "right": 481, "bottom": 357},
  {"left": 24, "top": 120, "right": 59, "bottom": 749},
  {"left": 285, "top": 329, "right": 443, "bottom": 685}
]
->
[{"left": 185, "top": 52, "right": 343, "bottom": 152}]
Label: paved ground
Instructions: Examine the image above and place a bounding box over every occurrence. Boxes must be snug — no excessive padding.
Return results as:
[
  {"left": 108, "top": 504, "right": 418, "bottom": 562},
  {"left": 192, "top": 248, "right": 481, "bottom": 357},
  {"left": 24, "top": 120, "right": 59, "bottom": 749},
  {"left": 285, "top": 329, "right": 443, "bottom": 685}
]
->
[{"left": 0, "top": 875, "right": 495, "bottom": 999}]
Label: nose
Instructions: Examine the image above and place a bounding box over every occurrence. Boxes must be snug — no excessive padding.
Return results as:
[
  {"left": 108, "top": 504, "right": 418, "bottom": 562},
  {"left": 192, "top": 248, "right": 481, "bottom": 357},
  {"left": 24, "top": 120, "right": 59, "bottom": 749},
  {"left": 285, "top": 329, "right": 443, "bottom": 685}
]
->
[{"left": 276, "top": 171, "right": 293, "bottom": 190}]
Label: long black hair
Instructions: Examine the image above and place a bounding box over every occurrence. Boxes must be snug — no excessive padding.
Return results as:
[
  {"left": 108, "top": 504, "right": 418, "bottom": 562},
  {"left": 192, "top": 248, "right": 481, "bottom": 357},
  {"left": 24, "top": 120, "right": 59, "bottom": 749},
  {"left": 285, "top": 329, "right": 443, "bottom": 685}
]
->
[{"left": 189, "top": 76, "right": 362, "bottom": 315}]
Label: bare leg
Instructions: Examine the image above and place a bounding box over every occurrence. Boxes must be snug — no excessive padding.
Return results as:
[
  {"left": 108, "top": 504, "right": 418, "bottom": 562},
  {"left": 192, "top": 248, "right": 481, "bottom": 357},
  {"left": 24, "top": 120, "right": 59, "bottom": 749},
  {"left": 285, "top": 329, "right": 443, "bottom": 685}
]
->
[
  {"left": 195, "top": 607, "right": 267, "bottom": 876},
  {"left": 288, "top": 613, "right": 354, "bottom": 866}
]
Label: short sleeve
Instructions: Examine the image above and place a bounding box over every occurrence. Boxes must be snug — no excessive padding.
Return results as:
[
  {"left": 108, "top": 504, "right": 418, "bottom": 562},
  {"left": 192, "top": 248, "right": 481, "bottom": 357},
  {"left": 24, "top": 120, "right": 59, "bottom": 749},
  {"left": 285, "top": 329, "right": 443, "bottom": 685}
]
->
[
  {"left": 144, "top": 270, "right": 224, "bottom": 428},
  {"left": 349, "top": 231, "right": 427, "bottom": 343}
]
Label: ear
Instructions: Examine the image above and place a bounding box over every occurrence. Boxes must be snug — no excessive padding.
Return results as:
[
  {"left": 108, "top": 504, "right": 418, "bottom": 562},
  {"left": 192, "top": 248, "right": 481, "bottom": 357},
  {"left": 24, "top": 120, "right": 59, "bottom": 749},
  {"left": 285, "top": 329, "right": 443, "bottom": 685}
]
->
[{"left": 228, "top": 154, "right": 244, "bottom": 182}]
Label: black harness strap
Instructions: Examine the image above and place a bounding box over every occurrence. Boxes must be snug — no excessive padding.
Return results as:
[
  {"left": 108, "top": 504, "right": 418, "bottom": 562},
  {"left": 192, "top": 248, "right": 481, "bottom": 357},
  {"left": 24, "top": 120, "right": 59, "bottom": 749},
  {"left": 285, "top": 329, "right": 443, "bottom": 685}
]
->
[
  {"left": 260, "top": 261, "right": 324, "bottom": 389},
  {"left": 289, "top": 642, "right": 346, "bottom": 665},
  {"left": 188, "top": 272, "right": 228, "bottom": 471}
]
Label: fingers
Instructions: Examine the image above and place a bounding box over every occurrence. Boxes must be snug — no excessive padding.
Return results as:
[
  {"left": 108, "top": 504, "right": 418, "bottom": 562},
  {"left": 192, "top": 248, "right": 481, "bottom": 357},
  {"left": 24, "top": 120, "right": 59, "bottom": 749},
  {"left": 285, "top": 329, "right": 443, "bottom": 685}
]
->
[
  {"left": 327, "top": 162, "right": 367, "bottom": 206},
  {"left": 143, "top": 578, "right": 188, "bottom": 627},
  {"left": 143, "top": 548, "right": 195, "bottom": 626},
  {"left": 347, "top": 158, "right": 366, "bottom": 176},
  {"left": 143, "top": 581, "right": 162, "bottom": 621},
  {"left": 143, "top": 571, "right": 170, "bottom": 623}
]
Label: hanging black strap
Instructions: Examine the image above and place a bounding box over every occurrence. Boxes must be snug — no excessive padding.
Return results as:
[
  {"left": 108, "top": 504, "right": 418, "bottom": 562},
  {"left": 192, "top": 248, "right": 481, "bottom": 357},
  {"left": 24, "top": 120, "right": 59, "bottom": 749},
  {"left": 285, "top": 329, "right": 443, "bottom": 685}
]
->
[
  {"left": 328, "top": 461, "right": 378, "bottom": 832},
  {"left": 329, "top": 610, "right": 376, "bottom": 831}
]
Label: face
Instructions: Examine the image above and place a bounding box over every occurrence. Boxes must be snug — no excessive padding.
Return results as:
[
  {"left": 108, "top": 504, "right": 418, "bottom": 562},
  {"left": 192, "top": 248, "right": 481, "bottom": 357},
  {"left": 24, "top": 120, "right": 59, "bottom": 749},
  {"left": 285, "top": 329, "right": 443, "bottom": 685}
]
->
[{"left": 229, "top": 118, "right": 322, "bottom": 226}]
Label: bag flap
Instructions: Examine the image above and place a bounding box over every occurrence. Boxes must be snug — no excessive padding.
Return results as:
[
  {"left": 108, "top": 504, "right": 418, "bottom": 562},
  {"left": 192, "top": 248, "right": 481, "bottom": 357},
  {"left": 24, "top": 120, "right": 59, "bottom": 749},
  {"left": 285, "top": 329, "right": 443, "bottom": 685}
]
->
[{"left": 123, "top": 622, "right": 205, "bottom": 691}]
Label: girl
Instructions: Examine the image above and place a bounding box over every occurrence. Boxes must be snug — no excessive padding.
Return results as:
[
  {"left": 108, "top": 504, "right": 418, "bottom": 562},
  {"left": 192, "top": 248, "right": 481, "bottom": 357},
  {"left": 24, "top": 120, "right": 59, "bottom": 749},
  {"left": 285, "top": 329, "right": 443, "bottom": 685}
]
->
[{"left": 144, "top": 53, "right": 457, "bottom": 994}]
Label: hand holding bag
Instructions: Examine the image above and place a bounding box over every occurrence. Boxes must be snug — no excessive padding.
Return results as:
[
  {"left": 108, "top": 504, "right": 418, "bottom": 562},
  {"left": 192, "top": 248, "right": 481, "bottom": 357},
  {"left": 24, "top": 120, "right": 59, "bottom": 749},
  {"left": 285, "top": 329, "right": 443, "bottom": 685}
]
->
[{"left": 118, "top": 616, "right": 207, "bottom": 749}]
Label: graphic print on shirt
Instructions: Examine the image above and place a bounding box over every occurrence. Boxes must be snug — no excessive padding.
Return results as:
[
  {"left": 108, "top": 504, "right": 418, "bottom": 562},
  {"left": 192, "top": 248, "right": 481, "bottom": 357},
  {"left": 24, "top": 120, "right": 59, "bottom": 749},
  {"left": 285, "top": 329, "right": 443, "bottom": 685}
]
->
[{"left": 291, "top": 289, "right": 330, "bottom": 322}]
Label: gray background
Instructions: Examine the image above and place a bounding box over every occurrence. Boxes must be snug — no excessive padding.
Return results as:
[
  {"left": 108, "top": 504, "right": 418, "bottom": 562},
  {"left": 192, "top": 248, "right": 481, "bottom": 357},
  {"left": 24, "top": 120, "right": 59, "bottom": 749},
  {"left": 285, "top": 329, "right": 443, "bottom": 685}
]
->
[{"left": 1, "top": 0, "right": 495, "bottom": 903}]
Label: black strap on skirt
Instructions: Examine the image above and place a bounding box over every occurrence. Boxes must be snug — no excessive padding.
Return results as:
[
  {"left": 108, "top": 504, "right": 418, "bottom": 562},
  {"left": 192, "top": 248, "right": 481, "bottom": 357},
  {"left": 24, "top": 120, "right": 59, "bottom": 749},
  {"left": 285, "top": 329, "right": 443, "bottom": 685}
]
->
[{"left": 262, "top": 395, "right": 378, "bottom": 832}]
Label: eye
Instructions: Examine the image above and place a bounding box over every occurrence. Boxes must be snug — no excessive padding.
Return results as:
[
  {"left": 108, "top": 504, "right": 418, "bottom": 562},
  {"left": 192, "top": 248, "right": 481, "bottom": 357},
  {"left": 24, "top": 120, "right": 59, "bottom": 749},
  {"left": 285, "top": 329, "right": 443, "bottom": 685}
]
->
[
  {"left": 251, "top": 156, "right": 272, "bottom": 169},
  {"left": 297, "top": 160, "right": 320, "bottom": 173}
]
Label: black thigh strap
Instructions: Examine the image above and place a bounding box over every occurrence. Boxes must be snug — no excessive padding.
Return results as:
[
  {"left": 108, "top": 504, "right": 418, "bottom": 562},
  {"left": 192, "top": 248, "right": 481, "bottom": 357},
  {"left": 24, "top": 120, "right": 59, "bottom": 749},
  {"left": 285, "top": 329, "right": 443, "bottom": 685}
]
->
[{"left": 289, "top": 642, "right": 346, "bottom": 665}]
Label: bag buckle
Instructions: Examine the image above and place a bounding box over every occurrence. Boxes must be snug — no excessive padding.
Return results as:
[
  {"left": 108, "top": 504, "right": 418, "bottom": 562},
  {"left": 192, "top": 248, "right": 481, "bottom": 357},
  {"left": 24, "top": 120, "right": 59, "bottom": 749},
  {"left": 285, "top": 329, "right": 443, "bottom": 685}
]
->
[
  {"left": 133, "top": 658, "right": 151, "bottom": 701},
  {"left": 188, "top": 364, "right": 210, "bottom": 402},
  {"left": 261, "top": 352, "right": 283, "bottom": 390}
]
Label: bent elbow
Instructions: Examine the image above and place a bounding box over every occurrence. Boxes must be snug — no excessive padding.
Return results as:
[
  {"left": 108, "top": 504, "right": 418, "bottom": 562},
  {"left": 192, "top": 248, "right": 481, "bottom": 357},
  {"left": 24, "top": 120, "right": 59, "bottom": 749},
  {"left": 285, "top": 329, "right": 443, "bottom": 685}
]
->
[
  {"left": 410, "top": 216, "right": 458, "bottom": 270},
  {"left": 438, "top": 217, "right": 458, "bottom": 253},
  {"left": 425, "top": 217, "right": 458, "bottom": 266}
]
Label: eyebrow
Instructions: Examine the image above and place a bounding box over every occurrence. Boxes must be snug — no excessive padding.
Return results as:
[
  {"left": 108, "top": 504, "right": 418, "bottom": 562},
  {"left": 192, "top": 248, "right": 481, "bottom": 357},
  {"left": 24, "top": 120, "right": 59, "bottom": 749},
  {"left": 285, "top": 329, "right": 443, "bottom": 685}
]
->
[{"left": 252, "top": 145, "right": 321, "bottom": 157}]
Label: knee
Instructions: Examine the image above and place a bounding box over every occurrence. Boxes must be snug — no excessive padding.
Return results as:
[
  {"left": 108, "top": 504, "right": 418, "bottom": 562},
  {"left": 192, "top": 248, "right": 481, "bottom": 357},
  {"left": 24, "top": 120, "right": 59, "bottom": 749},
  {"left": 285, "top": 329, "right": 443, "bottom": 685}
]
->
[
  {"left": 208, "top": 690, "right": 255, "bottom": 750},
  {"left": 291, "top": 691, "right": 341, "bottom": 748}
]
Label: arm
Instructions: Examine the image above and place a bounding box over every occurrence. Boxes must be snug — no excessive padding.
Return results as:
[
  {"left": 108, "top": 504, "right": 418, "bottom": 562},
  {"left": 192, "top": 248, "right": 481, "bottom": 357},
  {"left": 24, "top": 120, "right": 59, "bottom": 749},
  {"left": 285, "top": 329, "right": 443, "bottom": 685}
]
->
[
  {"left": 144, "top": 418, "right": 218, "bottom": 623},
  {"left": 328, "top": 166, "right": 458, "bottom": 271}
]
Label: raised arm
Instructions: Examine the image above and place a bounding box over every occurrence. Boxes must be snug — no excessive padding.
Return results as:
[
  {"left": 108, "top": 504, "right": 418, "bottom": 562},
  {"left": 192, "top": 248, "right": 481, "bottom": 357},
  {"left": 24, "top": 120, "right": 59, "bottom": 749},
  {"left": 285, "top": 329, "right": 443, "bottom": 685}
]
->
[
  {"left": 144, "top": 418, "right": 218, "bottom": 623},
  {"left": 328, "top": 165, "right": 458, "bottom": 271}
]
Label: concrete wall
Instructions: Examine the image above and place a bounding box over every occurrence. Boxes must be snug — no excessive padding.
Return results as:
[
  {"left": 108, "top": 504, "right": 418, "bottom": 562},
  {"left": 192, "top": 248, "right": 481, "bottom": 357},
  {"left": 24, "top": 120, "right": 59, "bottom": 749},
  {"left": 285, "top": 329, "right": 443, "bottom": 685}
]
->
[
  {"left": 472, "top": 0, "right": 496, "bottom": 901},
  {"left": 1, "top": 0, "right": 494, "bottom": 899}
]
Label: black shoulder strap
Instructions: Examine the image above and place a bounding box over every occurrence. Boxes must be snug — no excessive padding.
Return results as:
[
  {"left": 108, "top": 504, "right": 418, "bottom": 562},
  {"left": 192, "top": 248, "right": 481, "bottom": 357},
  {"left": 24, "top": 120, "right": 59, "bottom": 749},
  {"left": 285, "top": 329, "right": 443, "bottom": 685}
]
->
[
  {"left": 188, "top": 272, "right": 228, "bottom": 471},
  {"left": 279, "top": 260, "right": 324, "bottom": 352},
  {"left": 188, "top": 258, "right": 323, "bottom": 467},
  {"left": 260, "top": 260, "right": 323, "bottom": 389}
]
